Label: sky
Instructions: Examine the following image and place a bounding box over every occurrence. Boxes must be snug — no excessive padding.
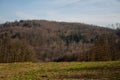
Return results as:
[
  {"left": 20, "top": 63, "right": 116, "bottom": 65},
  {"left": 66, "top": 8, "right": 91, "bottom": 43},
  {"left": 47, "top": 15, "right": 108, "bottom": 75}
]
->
[{"left": 0, "top": 0, "right": 120, "bottom": 27}]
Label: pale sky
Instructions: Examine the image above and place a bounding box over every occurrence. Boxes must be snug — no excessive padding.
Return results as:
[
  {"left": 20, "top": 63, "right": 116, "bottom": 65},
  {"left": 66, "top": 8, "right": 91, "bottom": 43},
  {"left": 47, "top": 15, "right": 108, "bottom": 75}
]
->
[{"left": 0, "top": 0, "right": 120, "bottom": 27}]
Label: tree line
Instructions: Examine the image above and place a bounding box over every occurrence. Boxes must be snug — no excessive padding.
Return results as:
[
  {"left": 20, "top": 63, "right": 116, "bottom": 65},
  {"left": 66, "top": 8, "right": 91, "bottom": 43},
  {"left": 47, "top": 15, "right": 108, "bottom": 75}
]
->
[{"left": 0, "top": 20, "right": 120, "bottom": 63}]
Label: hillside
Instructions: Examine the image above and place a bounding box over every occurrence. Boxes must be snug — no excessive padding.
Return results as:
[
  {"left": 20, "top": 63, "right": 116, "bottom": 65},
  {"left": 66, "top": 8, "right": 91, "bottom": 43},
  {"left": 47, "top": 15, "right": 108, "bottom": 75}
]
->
[{"left": 0, "top": 20, "right": 120, "bottom": 62}]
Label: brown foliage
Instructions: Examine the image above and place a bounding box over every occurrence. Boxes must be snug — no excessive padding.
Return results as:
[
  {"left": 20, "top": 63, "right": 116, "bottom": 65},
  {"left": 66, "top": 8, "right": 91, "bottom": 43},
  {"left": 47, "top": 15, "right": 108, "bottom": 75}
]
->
[{"left": 0, "top": 20, "right": 119, "bottom": 62}]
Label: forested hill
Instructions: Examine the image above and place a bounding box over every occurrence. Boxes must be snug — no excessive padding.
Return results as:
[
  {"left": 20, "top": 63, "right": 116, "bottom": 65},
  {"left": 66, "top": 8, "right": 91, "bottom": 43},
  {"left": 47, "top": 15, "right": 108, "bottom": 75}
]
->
[{"left": 0, "top": 20, "right": 120, "bottom": 62}]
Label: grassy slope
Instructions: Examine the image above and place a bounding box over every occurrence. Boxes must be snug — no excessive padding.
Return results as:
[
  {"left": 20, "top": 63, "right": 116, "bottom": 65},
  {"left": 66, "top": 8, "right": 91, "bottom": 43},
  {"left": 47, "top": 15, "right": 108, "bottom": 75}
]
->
[{"left": 0, "top": 61, "right": 120, "bottom": 80}]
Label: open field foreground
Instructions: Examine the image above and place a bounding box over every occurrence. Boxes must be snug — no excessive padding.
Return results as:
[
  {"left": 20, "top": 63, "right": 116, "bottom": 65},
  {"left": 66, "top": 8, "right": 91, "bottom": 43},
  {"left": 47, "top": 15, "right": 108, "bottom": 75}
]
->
[{"left": 0, "top": 61, "right": 120, "bottom": 80}]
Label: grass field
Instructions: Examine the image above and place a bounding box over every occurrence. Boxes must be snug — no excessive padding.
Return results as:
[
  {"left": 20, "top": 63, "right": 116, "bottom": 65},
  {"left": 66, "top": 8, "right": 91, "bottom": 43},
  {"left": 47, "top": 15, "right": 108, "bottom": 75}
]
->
[{"left": 0, "top": 61, "right": 120, "bottom": 80}]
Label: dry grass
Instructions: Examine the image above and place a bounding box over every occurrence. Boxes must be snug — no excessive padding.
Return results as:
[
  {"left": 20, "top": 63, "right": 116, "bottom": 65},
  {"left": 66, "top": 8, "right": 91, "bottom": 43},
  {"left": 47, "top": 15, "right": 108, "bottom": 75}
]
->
[{"left": 0, "top": 61, "right": 120, "bottom": 80}]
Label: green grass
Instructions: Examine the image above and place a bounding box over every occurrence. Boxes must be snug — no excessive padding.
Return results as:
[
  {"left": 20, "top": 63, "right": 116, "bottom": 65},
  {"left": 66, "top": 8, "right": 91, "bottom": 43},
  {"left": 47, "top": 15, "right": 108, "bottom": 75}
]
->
[{"left": 0, "top": 61, "right": 120, "bottom": 80}]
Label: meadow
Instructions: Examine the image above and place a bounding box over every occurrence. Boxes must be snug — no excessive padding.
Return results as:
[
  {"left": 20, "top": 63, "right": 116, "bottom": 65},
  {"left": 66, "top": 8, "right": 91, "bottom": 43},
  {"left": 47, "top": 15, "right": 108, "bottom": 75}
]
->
[{"left": 0, "top": 61, "right": 120, "bottom": 80}]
